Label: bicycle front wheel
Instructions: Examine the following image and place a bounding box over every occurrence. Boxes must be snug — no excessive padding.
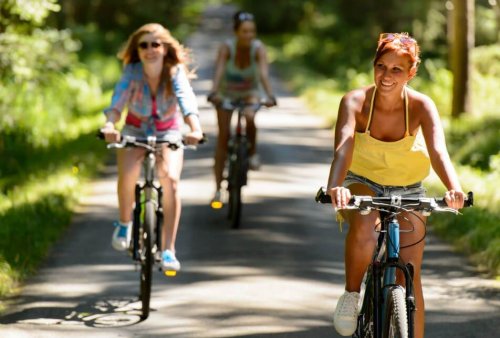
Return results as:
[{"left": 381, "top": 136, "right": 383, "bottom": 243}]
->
[
  {"left": 228, "top": 184, "right": 242, "bottom": 229},
  {"left": 139, "top": 200, "right": 155, "bottom": 320},
  {"left": 383, "top": 286, "right": 408, "bottom": 338},
  {"left": 354, "top": 270, "right": 374, "bottom": 338}
]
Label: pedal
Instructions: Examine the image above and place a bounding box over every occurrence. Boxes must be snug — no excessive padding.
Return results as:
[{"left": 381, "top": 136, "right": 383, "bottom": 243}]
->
[
  {"left": 164, "top": 270, "right": 177, "bottom": 277},
  {"left": 210, "top": 200, "right": 223, "bottom": 209}
]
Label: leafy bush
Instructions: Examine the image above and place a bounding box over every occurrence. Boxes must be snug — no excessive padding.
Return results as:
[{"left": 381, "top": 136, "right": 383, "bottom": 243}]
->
[{"left": 0, "top": 0, "right": 109, "bottom": 299}]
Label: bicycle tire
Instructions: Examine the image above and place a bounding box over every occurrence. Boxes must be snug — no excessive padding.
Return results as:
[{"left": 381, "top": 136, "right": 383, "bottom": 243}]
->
[
  {"left": 227, "top": 137, "right": 247, "bottom": 229},
  {"left": 139, "top": 200, "right": 155, "bottom": 320},
  {"left": 383, "top": 286, "right": 408, "bottom": 338},
  {"left": 355, "top": 271, "right": 375, "bottom": 338},
  {"left": 229, "top": 184, "right": 242, "bottom": 229}
]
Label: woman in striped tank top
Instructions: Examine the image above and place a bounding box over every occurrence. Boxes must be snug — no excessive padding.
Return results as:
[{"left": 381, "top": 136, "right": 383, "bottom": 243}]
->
[{"left": 208, "top": 11, "right": 277, "bottom": 206}]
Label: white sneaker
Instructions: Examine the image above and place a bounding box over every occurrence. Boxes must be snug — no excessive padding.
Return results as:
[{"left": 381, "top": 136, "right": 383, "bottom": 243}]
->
[
  {"left": 111, "top": 221, "right": 132, "bottom": 251},
  {"left": 333, "top": 291, "right": 360, "bottom": 336},
  {"left": 249, "top": 154, "right": 261, "bottom": 170},
  {"left": 161, "top": 250, "right": 181, "bottom": 271}
]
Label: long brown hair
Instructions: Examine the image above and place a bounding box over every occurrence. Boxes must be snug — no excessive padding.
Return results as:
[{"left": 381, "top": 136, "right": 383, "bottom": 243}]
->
[{"left": 118, "top": 23, "right": 192, "bottom": 96}]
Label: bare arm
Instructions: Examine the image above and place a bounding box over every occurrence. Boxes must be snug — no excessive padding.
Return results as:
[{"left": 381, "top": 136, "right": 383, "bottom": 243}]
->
[
  {"left": 184, "top": 114, "right": 204, "bottom": 145},
  {"left": 327, "top": 93, "right": 358, "bottom": 208},
  {"left": 256, "top": 44, "right": 275, "bottom": 102},
  {"left": 210, "top": 44, "right": 229, "bottom": 94},
  {"left": 420, "top": 96, "right": 465, "bottom": 208}
]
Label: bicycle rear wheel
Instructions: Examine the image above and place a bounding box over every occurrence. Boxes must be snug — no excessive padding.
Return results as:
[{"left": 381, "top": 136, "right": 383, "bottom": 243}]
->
[
  {"left": 383, "top": 286, "right": 408, "bottom": 338},
  {"left": 227, "top": 138, "right": 248, "bottom": 229},
  {"left": 139, "top": 200, "right": 155, "bottom": 320}
]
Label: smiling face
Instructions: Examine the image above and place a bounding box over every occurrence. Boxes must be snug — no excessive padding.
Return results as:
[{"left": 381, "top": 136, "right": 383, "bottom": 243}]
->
[
  {"left": 137, "top": 33, "right": 165, "bottom": 66},
  {"left": 235, "top": 21, "right": 256, "bottom": 46},
  {"left": 373, "top": 50, "right": 416, "bottom": 93}
]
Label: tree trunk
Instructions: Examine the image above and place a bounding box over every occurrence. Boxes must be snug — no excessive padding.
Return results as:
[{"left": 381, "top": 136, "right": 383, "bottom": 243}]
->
[{"left": 451, "top": 0, "right": 474, "bottom": 117}]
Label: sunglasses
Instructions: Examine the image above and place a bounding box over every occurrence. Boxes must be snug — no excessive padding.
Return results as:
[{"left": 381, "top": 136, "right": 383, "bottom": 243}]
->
[
  {"left": 238, "top": 12, "right": 254, "bottom": 21},
  {"left": 378, "top": 33, "right": 417, "bottom": 53},
  {"left": 138, "top": 41, "right": 162, "bottom": 50}
]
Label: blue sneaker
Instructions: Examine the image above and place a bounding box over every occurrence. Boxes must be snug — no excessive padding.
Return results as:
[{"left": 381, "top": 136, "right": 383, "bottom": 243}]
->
[
  {"left": 111, "top": 221, "right": 132, "bottom": 251},
  {"left": 161, "top": 250, "right": 181, "bottom": 271}
]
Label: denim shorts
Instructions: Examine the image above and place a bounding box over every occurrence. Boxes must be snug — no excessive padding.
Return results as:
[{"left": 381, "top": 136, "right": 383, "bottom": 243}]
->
[
  {"left": 343, "top": 171, "right": 426, "bottom": 198},
  {"left": 122, "top": 124, "right": 182, "bottom": 143}
]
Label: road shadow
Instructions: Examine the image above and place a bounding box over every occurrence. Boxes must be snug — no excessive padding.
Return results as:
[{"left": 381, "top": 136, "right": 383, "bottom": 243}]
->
[{"left": 0, "top": 296, "right": 142, "bottom": 328}]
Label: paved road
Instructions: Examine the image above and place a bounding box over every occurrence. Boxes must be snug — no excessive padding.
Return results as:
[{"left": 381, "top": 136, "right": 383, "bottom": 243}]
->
[{"left": 1, "top": 5, "right": 499, "bottom": 338}]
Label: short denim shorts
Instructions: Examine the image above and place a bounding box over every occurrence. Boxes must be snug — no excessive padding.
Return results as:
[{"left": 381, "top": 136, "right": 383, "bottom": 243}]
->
[
  {"left": 122, "top": 124, "right": 182, "bottom": 143},
  {"left": 343, "top": 171, "right": 426, "bottom": 198}
]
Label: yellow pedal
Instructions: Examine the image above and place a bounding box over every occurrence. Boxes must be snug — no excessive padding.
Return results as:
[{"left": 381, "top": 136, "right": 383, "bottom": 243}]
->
[
  {"left": 164, "top": 270, "right": 177, "bottom": 277},
  {"left": 210, "top": 201, "right": 223, "bottom": 209}
]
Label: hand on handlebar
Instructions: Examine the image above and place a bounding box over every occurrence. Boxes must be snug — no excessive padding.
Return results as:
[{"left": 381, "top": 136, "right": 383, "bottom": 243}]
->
[
  {"left": 184, "top": 130, "right": 204, "bottom": 146},
  {"left": 207, "top": 91, "right": 222, "bottom": 105},
  {"left": 328, "top": 186, "right": 352, "bottom": 210},
  {"left": 264, "top": 95, "right": 277, "bottom": 107},
  {"left": 444, "top": 189, "right": 466, "bottom": 210},
  {"left": 100, "top": 122, "right": 121, "bottom": 143}
]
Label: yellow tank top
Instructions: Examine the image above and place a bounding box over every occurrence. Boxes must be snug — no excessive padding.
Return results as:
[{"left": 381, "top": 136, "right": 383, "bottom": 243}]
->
[{"left": 349, "top": 86, "right": 430, "bottom": 186}]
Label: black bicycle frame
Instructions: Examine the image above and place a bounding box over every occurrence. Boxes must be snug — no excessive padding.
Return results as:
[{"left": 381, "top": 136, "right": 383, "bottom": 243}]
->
[{"left": 132, "top": 150, "right": 162, "bottom": 261}]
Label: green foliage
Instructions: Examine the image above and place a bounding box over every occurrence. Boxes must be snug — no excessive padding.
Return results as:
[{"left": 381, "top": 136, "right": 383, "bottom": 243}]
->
[
  {"left": 426, "top": 160, "right": 500, "bottom": 276},
  {"left": 0, "top": 0, "right": 60, "bottom": 29},
  {"left": 472, "top": 44, "right": 500, "bottom": 78},
  {"left": 0, "top": 0, "right": 110, "bottom": 298},
  {"left": 445, "top": 116, "right": 500, "bottom": 170}
]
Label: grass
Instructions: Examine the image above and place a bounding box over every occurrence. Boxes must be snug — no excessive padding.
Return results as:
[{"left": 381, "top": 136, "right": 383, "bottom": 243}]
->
[{"left": 0, "top": 114, "right": 108, "bottom": 305}]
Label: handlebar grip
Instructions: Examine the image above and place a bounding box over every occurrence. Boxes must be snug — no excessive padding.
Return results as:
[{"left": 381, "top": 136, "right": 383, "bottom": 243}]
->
[
  {"left": 315, "top": 187, "right": 332, "bottom": 204},
  {"left": 96, "top": 130, "right": 105, "bottom": 140},
  {"left": 435, "top": 191, "right": 474, "bottom": 208}
]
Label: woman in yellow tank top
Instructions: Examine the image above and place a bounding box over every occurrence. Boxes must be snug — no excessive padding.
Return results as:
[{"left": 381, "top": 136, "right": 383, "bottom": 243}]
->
[{"left": 326, "top": 33, "right": 466, "bottom": 338}]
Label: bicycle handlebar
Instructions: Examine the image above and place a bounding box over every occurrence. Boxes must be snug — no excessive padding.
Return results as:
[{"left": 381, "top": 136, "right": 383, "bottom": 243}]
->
[
  {"left": 207, "top": 95, "right": 276, "bottom": 110},
  {"left": 97, "top": 131, "right": 207, "bottom": 151},
  {"left": 315, "top": 187, "right": 473, "bottom": 214}
]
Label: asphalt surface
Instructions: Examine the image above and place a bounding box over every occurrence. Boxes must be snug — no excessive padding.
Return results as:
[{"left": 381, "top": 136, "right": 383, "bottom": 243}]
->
[{"left": 1, "top": 5, "right": 499, "bottom": 338}]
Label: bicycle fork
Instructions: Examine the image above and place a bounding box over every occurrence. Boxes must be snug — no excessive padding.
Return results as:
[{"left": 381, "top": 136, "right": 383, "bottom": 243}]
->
[{"left": 380, "top": 218, "right": 416, "bottom": 338}]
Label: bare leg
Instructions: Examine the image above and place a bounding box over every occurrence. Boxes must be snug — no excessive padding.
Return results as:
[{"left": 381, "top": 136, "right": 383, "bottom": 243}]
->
[
  {"left": 157, "top": 147, "right": 184, "bottom": 253},
  {"left": 243, "top": 97, "right": 259, "bottom": 156},
  {"left": 214, "top": 107, "right": 231, "bottom": 191},
  {"left": 396, "top": 212, "right": 426, "bottom": 338},
  {"left": 245, "top": 108, "right": 257, "bottom": 156},
  {"left": 341, "top": 183, "right": 379, "bottom": 292},
  {"left": 117, "top": 148, "right": 144, "bottom": 223}
]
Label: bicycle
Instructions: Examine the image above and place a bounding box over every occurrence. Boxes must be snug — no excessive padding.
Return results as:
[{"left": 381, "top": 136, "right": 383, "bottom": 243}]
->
[
  {"left": 100, "top": 133, "right": 204, "bottom": 320},
  {"left": 315, "top": 187, "right": 473, "bottom": 338},
  {"left": 208, "top": 99, "right": 266, "bottom": 229}
]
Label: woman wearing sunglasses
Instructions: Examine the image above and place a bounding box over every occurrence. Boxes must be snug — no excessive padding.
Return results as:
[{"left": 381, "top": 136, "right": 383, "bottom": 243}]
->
[
  {"left": 101, "top": 23, "right": 203, "bottom": 272},
  {"left": 326, "top": 33, "right": 465, "bottom": 337},
  {"left": 208, "top": 11, "right": 276, "bottom": 206}
]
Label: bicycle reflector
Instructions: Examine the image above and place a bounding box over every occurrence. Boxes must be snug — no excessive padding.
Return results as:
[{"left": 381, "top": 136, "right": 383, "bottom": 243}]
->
[
  {"left": 164, "top": 270, "right": 177, "bottom": 277},
  {"left": 211, "top": 201, "right": 223, "bottom": 209}
]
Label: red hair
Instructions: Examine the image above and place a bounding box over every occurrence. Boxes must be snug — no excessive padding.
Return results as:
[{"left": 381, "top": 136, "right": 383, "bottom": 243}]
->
[{"left": 373, "top": 33, "right": 421, "bottom": 70}]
